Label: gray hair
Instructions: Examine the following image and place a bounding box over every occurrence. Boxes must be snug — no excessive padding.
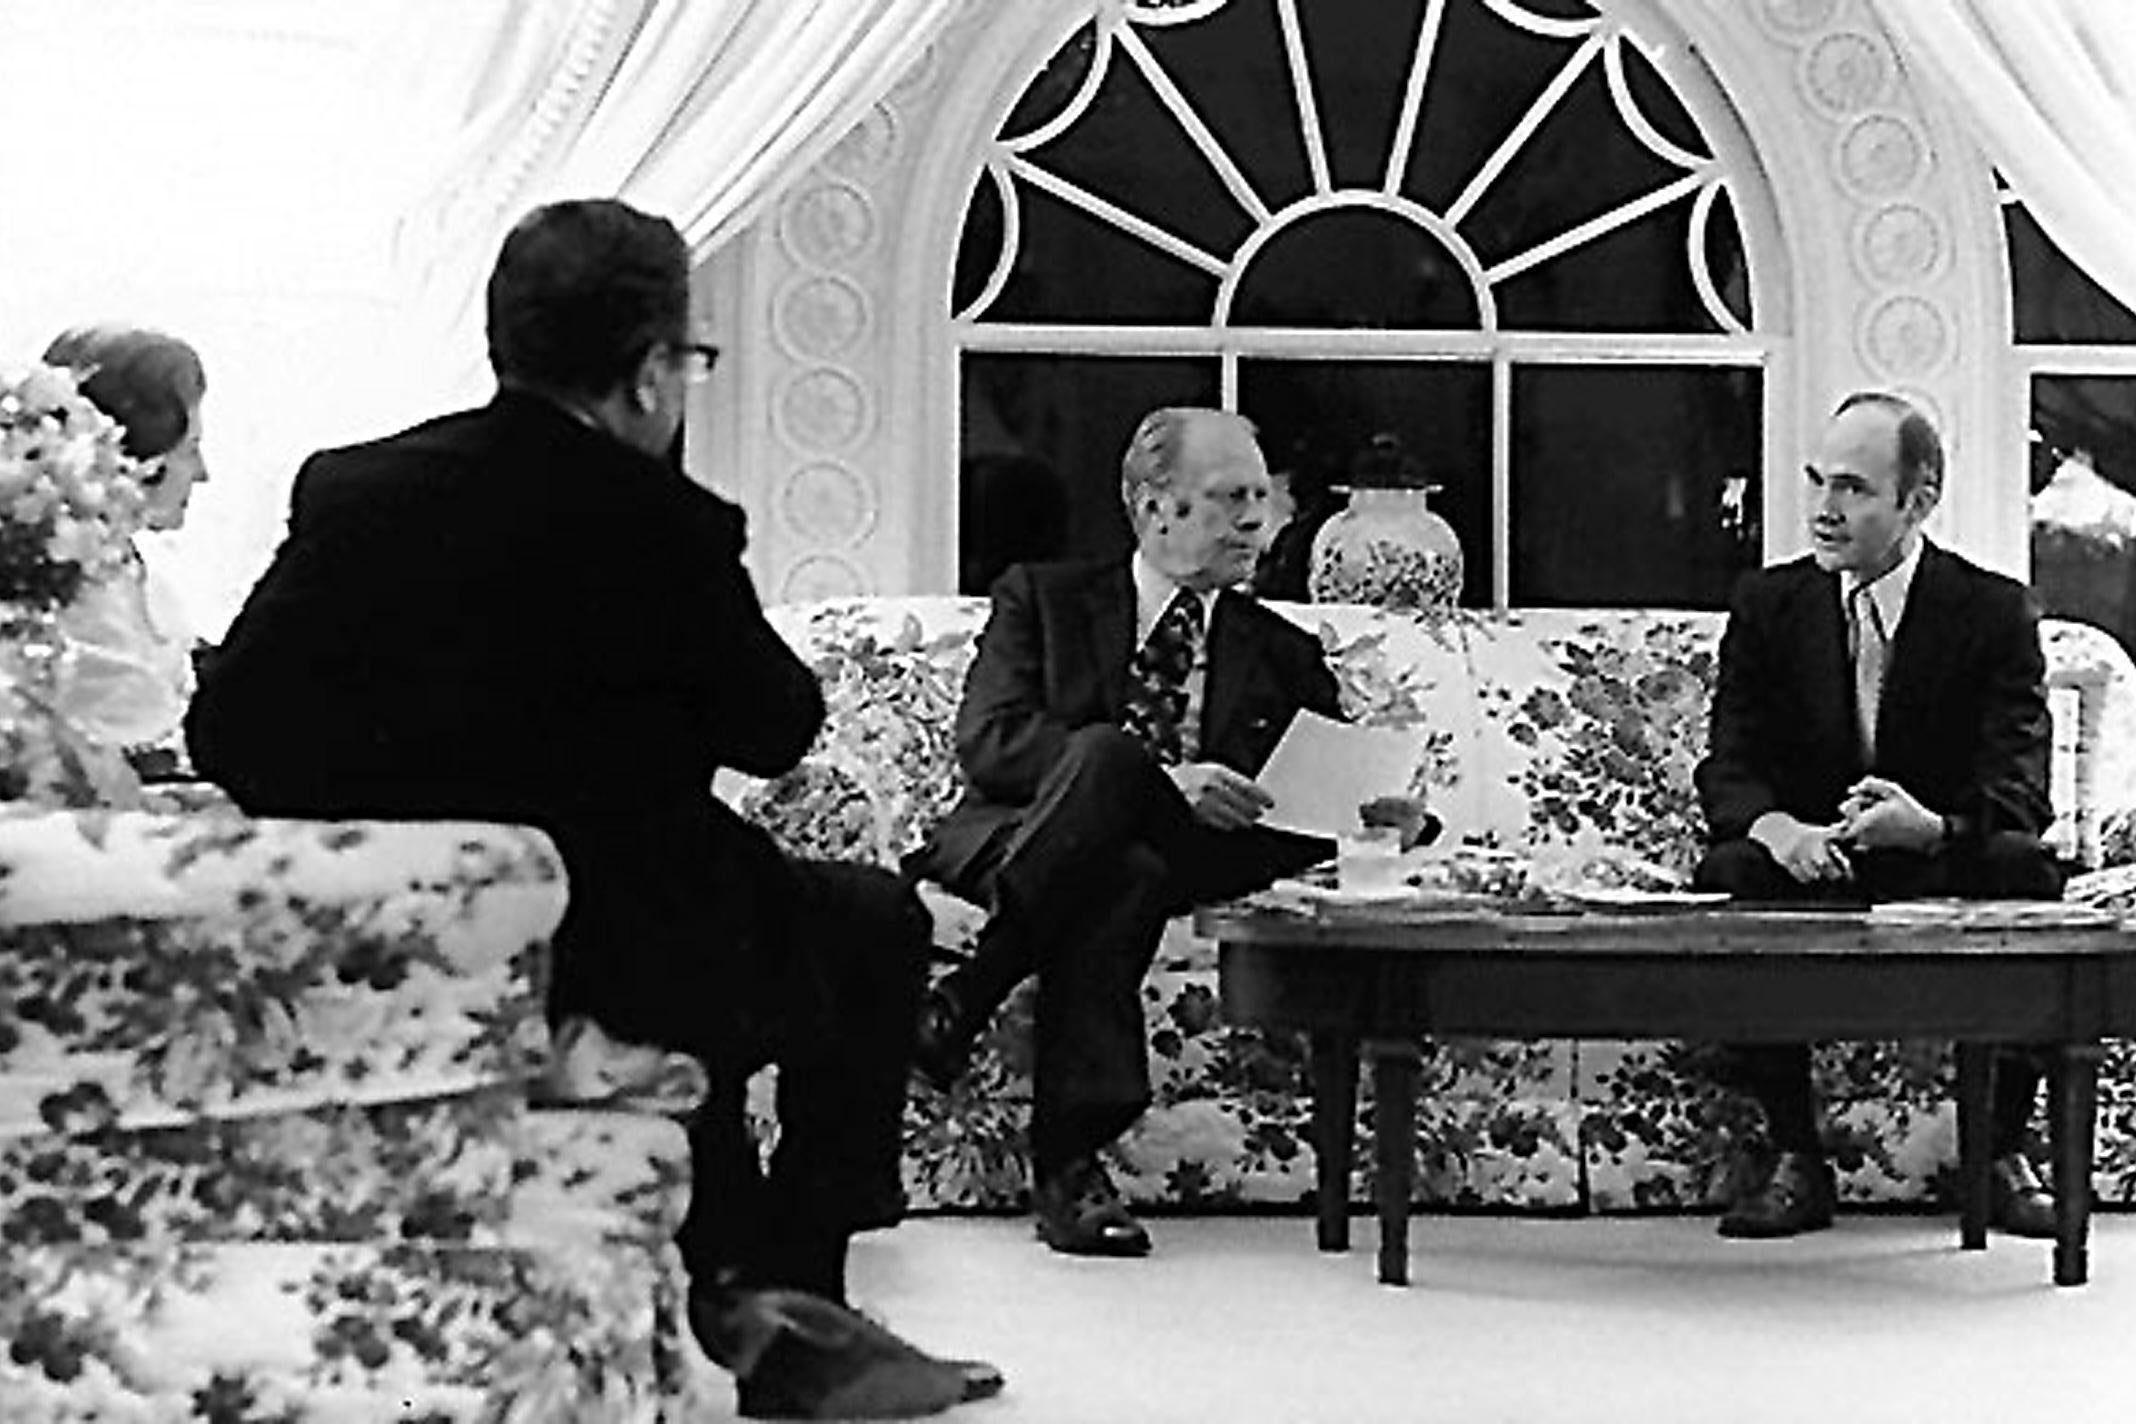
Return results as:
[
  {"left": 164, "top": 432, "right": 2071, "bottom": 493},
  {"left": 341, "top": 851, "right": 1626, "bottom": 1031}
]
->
[{"left": 1119, "top": 407, "right": 1255, "bottom": 518}]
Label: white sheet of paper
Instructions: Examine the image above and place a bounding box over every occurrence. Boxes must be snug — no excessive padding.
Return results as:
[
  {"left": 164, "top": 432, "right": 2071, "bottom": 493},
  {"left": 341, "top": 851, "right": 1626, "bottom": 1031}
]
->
[{"left": 1255, "top": 710, "right": 1420, "bottom": 837}]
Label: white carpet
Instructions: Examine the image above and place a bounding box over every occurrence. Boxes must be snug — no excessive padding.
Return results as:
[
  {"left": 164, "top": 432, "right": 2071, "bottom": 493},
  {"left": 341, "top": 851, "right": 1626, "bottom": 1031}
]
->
[{"left": 730, "top": 1212, "right": 2136, "bottom": 1423}]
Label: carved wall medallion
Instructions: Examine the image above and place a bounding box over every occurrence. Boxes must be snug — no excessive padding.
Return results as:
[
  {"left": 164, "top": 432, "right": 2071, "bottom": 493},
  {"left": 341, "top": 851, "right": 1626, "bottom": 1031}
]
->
[
  {"left": 1801, "top": 29, "right": 1892, "bottom": 117},
  {"left": 774, "top": 274, "right": 873, "bottom": 363},
  {"left": 1854, "top": 201, "right": 1948, "bottom": 286},
  {"left": 780, "top": 460, "right": 878, "bottom": 547},
  {"left": 1835, "top": 112, "right": 1928, "bottom": 202},
  {"left": 1860, "top": 292, "right": 1953, "bottom": 380}
]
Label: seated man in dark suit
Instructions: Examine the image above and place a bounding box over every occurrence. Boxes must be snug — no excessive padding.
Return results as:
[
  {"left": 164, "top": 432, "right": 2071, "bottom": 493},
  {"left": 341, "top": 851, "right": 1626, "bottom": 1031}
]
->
[
  {"left": 909, "top": 407, "right": 1344, "bottom": 1257},
  {"left": 185, "top": 199, "right": 998, "bottom": 1420},
  {"left": 1694, "top": 390, "right": 2064, "bottom": 1240}
]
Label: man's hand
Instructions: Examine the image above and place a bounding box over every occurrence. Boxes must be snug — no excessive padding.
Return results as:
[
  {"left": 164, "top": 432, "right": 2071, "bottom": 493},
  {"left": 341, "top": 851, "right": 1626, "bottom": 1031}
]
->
[
  {"left": 1167, "top": 762, "right": 1275, "bottom": 831},
  {"left": 1749, "top": 811, "right": 1856, "bottom": 884},
  {"left": 1838, "top": 776, "right": 1943, "bottom": 852},
  {"left": 1359, "top": 794, "right": 1442, "bottom": 851}
]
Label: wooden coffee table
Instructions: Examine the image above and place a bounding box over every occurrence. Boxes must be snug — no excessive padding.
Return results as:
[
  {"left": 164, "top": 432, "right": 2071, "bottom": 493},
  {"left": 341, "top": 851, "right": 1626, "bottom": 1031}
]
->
[{"left": 1198, "top": 894, "right": 2136, "bottom": 1287}]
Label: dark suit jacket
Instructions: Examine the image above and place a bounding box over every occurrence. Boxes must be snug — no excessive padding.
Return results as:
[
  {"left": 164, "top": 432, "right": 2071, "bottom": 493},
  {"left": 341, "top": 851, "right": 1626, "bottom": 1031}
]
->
[
  {"left": 186, "top": 391, "right": 824, "bottom": 1045},
  {"left": 1695, "top": 541, "right": 2053, "bottom": 850},
  {"left": 920, "top": 557, "right": 1343, "bottom": 889}
]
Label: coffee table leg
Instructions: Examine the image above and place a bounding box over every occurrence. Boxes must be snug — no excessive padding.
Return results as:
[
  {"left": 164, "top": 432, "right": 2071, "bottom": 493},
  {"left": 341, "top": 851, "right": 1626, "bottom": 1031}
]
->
[
  {"left": 2050, "top": 1041, "right": 2102, "bottom": 1288},
  {"left": 1310, "top": 1030, "right": 1359, "bottom": 1253},
  {"left": 1954, "top": 1042, "right": 1992, "bottom": 1251},
  {"left": 1369, "top": 1039, "right": 1422, "bottom": 1287}
]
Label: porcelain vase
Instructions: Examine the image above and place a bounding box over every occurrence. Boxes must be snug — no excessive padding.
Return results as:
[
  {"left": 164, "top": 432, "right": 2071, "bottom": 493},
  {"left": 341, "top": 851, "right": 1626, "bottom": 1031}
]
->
[{"left": 1307, "top": 486, "right": 1464, "bottom": 614}]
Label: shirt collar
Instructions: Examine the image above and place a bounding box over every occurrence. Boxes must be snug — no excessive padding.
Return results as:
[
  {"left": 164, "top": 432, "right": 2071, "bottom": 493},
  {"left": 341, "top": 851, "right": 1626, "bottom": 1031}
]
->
[
  {"left": 1131, "top": 551, "right": 1218, "bottom": 647},
  {"left": 1844, "top": 536, "right": 1923, "bottom": 636}
]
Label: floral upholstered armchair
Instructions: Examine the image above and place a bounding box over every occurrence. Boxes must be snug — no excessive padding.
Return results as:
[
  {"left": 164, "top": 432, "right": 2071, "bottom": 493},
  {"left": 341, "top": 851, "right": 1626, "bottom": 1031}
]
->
[
  {"left": 0, "top": 806, "right": 724, "bottom": 1422},
  {"left": 731, "top": 596, "right": 2136, "bottom": 1221}
]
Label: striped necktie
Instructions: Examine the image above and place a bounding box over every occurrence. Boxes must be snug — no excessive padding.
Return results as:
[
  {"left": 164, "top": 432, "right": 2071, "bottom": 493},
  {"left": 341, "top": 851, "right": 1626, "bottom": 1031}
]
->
[{"left": 1848, "top": 582, "right": 1889, "bottom": 758}]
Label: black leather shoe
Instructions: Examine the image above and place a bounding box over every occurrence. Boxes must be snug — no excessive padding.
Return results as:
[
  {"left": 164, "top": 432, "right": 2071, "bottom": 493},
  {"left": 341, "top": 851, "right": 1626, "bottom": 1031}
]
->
[
  {"left": 1718, "top": 1150, "right": 1836, "bottom": 1239},
  {"left": 912, "top": 983, "right": 978, "bottom": 1092},
  {"left": 1032, "top": 1155, "right": 1151, "bottom": 1257},
  {"left": 839, "top": 1307, "right": 1004, "bottom": 1403},
  {"left": 1989, "top": 1153, "right": 2058, "bottom": 1239},
  {"left": 697, "top": 1287, "right": 992, "bottom": 1419}
]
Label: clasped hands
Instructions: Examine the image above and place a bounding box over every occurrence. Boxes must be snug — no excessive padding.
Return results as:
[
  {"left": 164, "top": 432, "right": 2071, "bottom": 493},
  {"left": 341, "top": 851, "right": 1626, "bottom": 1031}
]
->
[
  {"left": 1754, "top": 776, "right": 1945, "bottom": 884},
  {"left": 1165, "top": 762, "right": 1438, "bottom": 847}
]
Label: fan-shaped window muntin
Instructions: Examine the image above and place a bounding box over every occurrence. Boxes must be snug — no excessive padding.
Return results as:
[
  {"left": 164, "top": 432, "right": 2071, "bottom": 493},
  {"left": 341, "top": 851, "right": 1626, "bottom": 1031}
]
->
[{"left": 952, "top": 0, "right": 1773, "bottom": 609}]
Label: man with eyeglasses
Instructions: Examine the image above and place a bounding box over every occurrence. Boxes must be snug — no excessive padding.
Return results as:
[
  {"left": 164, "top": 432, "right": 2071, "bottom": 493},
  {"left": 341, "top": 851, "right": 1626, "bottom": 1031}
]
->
[{"left": 189, "top": 198, "right": 1001, "bottom": 1419}]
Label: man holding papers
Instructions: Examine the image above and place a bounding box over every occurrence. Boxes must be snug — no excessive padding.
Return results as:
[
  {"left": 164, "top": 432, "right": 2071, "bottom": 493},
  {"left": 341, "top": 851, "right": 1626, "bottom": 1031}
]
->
[{"left": 908, "top": 407, "right": 1350, "bottom": 1257}]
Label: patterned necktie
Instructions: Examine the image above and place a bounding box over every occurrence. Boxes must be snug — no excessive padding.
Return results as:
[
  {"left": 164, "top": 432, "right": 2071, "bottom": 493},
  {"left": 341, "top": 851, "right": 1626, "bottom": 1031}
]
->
[
  {"left": 1849, "top": 582, "right": 1888, "bottom": 758},
  {"left": 1122, "top": 587, "right": 1204, "bottom": 765}
]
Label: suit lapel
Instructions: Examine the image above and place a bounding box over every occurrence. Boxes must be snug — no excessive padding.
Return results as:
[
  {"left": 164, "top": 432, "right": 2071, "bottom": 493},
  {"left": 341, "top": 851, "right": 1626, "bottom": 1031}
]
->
[
  {"left": 1800, "top": 566, "right": 1860, "bottom": 765},
  {"left": 1085, "top": 565, "right": 1136, "bottom": 718},
  {"left": 1878, "top": 541, "right": 1951, "bottom": 749},
  {"left": 1202, "top": 591, "right": 1261, "bottom": 758}
]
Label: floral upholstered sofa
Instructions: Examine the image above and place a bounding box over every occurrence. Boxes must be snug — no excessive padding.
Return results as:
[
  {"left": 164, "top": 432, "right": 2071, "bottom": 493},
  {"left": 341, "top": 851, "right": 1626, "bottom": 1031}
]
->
[
  {"left": 0, "top": 806, "right": 725, "bottom": 1423},
  {"left": 732, "top": 596, "right": 2136, "bottom": 1220}
]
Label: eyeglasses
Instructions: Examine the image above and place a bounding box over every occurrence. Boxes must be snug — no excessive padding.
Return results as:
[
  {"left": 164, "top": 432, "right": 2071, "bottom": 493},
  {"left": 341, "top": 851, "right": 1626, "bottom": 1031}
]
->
[{"left": 670, "top": 341, "right": 720, "bottom": 382}]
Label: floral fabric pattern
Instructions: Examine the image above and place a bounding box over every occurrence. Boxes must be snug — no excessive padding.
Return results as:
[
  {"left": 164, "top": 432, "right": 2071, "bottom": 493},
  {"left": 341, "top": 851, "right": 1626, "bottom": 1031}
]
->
[
  {"left": 747, "top": 595, "right": 2136, "bottom": 1216},
  {"left": 0, "top": 807, "right": 704, "bottom": 1422}
]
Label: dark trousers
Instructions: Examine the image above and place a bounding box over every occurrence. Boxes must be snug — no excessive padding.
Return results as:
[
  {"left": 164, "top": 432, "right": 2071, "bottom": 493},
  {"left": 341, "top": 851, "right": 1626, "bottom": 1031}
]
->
[
  {"left": 676, "top": 859, "right": 928, "bottom": 1292},
  {"left": 547, "top": 812, "right": 929, "bottom": 1296},
  {"left": 1692, "top": 831, "right": 2065, "bottom": 1158},
  {"left": 932, "top": 726, "right": 1328, "bottom": 1178}
]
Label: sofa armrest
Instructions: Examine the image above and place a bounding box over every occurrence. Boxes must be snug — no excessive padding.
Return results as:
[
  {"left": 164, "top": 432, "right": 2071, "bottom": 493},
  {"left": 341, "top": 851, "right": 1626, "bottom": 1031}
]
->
[{"left": 1, "top": 807, "right": 565, "bottom": 1136}]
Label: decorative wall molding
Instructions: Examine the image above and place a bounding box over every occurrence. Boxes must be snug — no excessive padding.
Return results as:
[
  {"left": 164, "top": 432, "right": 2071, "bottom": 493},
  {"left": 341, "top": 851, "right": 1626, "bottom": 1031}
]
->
[{"left": 1691, "top": 0, "right": 2015, "bottom": 571}]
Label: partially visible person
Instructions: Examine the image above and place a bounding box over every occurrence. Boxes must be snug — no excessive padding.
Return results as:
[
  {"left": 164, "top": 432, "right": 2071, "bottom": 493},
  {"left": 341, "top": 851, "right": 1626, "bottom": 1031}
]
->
[
  {"left": 185, "top": 199, "right": 999, "bottom": 1419},
  {"left": 908, "top": 406, "right": 1348, "bottom": 1257},
  {"left": 40, "top": 324, "right": 207, "bottom": 758},
  {"left": 1693, "top": 390, "right": 2064, "bottom": 1241},
  {"left": 1251, "top": 435, "right": 1340, "bottom": 601}
]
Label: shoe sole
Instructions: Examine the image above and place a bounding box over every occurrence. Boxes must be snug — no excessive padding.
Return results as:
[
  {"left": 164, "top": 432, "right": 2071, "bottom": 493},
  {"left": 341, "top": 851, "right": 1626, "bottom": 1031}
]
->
[{"left": 1715, "top": 1214, "right": 1834, "bottom": 1239}]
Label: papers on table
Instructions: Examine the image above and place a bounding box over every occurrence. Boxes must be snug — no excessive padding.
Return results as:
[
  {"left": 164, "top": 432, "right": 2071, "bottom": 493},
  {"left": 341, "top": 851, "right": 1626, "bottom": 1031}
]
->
[
  {"left": 1865, "top": 898, "right": 2123, "bottom": 929},
  {"left": 1256, "top": 710, "right": 1420, "bottom": 838}
]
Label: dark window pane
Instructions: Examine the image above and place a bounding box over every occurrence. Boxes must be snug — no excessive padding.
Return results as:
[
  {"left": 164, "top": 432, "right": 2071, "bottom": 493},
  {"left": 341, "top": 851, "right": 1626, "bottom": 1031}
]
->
[
  {"left": 1231, "top": 209, "right": 1480, "bottom": 329},
  {"left": 973, "top": 181, "right": 1222, "bottom": 325},
  {"left": 1403, "top": 0, "right": 1573, "bottom": 212},
  {"left": 1511, "top": 365, "right": 1762, "bottom": 608},
  {"left": 2007, "top": 201, "right": 2136, "bottom": 345},
  {"left": 1298, "top": 0, "right": 1431, "bottom": 190},
  {"left": 2031, "top": 375, "right": 2136, "bottom": 659},
  {"left": 1002, "top": 22, "right": 1099, "bottom": 143},
  {"left": 1239, "top": 359, "right": 1493, "bottom": 605},
  {"left": 1494, "top": 196, "right": 1724, "bottom": 332},
  {"left": 959, "top": 356, "right": 1218, "bottom": 593},
  {"left": 1139, "top": 1, "right": 1313, "bottom": 211},
  {"left": 1461, "top": 53, "right": 1695, "bottom": 280},
  {"left": 1020, "top": 25, "right": 1256, "bottom": 263},
  {"left": 1704, "top": 184, "right": 1754, "bottom": 329},
  {"left": 951, "top": 170, "right": 1004, "bottom": 317}
]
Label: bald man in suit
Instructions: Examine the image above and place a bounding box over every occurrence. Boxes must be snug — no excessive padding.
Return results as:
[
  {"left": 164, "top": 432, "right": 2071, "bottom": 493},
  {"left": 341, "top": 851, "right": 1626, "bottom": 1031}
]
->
[{"left": 1694, "top": 391, "right": 2063, "bottom": 1240}]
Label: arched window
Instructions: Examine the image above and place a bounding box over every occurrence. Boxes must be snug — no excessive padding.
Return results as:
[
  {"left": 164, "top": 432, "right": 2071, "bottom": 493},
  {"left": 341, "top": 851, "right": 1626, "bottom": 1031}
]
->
[{"left": 949, "top": 0, "right": 1773, "bottom": 607}]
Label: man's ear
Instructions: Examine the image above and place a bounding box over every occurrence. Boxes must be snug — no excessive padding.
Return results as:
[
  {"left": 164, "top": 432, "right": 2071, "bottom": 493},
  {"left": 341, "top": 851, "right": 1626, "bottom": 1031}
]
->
[
  {"left": 1906, "top": 478, "right": 1943, "bottom": 523},
  {"left": 629, "top": 347, "right": 665, "bottom": 413}
]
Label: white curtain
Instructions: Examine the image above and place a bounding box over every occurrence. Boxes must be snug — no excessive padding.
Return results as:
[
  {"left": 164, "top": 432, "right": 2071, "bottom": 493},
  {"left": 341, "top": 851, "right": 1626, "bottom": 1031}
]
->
[
  {"left": 1872, "top": 0, "right": 2136, "bottom": 313},
  {"left": 401, "top": 0, "right": 963, "bottom": 391}
]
